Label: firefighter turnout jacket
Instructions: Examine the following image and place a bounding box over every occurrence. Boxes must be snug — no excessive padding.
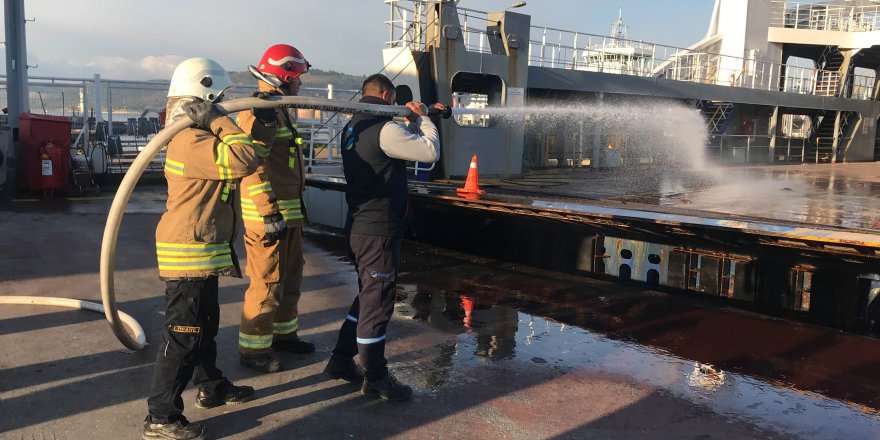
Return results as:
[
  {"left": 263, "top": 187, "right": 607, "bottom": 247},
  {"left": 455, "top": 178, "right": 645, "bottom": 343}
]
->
[
  {"left": 237, "top": 105, "right": 306, "bottom": 229},
  {"left": 155, "top": 115, "right": 278, "bottom": 279}
]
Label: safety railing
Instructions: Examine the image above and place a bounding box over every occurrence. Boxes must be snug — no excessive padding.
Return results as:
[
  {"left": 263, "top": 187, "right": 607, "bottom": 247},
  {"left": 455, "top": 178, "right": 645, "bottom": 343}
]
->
[
  {"left": 770, "top": 0, "right": 880, "bottom": 32},
  {"left": 526, "top": 25, "right": 876, "bottom": 100},
  {"left": 708, "top": 135, "right": 810, "bottom": 164},
  {"left": 385, "top": 0, "right": 494, "bottom": 53},
  {"left": 0, "top": 74, "right": 356, "bottom": 174}
]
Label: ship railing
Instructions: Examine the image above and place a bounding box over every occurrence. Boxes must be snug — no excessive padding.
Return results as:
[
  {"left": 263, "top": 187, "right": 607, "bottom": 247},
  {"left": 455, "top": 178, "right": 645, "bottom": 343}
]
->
[
  {"left": 710, "top": 134, "right": 809, "bottom": 164},
  {"left": 770, "top": 0, "right": 880, "bottom": 32},
  {"left": 527, "top": 26, "right": 876, "bottom": 100},
  {"left": 385, "top": 0, "right": 497, "bottom": 54},
  {"left": 385, "top": 0, "right": 431, "bottom": 50}
]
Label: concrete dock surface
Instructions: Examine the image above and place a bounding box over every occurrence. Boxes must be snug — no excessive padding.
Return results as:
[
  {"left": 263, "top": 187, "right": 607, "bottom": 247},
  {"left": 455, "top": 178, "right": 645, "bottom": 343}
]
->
[{"left": 2, "top": 186, "right": 880, "bottom": 439}]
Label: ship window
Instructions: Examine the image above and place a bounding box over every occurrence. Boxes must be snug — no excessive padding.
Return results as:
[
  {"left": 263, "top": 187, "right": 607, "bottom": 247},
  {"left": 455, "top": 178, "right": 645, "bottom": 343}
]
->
[{"left": 451, "top": 72, "right": 503, "bottom": 128}]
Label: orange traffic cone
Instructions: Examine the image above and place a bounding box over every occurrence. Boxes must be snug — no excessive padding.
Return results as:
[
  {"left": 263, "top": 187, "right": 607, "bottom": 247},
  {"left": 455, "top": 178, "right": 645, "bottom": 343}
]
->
[{"left": 456, "top": 154, "right": 485, "bottom": 199}]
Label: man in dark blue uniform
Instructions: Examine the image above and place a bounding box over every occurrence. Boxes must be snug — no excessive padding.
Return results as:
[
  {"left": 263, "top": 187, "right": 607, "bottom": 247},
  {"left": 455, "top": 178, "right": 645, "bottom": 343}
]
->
[{"left": 323, "top": 74, "right": 442, "bottom": 400}]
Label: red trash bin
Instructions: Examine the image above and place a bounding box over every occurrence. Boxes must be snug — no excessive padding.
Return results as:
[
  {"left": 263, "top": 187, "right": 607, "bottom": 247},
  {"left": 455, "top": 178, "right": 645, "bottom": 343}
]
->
[{"left": 17, "top": 113, "right": 72, "bottom": 193}]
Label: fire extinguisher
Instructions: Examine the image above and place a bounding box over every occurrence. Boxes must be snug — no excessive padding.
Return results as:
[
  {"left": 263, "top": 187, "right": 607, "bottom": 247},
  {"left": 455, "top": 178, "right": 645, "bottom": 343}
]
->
[{"left": 39, "top": 141, "right": 65, "bottom": 197}]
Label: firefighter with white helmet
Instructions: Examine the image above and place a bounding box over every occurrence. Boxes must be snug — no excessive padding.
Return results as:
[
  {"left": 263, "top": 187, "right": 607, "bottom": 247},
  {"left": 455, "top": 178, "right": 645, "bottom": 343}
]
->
[
  {"left": 143, "top": 57, "right": 282, "bottom": 440},
  {"left": 236, "top": 44, "right": 316, "bottom": 373}
]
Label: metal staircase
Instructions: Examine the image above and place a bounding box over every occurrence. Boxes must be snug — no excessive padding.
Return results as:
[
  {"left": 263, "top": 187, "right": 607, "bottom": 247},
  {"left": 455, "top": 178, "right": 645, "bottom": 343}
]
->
[
  {"left": 698, "top": 100, "right": 736, "bottom": 145},
  {"left": 806, "top": 111, "right": 854, "bottom": 163},
  {"left": 815, "top": 46, "right": 845, "bottom": 97}
]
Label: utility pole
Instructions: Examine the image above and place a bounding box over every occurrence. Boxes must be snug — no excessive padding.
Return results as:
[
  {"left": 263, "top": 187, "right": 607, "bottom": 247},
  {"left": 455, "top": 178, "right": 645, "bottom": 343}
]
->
[
  {"left": 5, "top": 0, "right": 30, "bottom": 129},
  {"left": 3, "top": 0, "right": 30, "bottom": 193}
]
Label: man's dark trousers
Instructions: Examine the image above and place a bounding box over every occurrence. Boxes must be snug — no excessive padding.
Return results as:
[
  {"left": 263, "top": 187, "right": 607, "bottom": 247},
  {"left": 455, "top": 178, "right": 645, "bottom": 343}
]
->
[
  {"left": 147, "top": 276, "right": 226, "bottom": 423},
  {"left": 331, "top": 233, "right": 401, "bottom": 381}
]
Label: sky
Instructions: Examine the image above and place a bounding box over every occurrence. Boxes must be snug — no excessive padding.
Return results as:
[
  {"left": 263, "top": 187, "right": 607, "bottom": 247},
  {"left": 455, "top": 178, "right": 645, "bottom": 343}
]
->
[{"left": 2, "top": 0, "right": 715, "bottom": 81}]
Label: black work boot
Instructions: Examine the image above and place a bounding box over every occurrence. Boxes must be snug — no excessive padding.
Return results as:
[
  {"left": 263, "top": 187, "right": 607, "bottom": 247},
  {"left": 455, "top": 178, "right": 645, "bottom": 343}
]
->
[
  {"left": 272, "top": 337, "right": 315, "bottom": 354},
  {"left": 195, "top": 380, "right": 255, "bottom": 409},
  {"left": 323, "top": 356, "right": 365, "bottom": 383},
  {"left": 239, "top": 353, "right": 283, "bottom": 373},
  {"left": 361, "top": 372, "right": 413, "bottom": 401},
  {"left": 142, "top": 416, "right": 207, "bottom": 440}
]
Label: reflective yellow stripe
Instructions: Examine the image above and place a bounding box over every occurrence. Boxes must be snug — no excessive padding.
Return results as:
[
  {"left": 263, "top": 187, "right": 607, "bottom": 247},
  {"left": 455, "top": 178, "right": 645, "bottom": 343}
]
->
[
  {"left": 158, "top": 263, "right": 233, "bottom": 271},
  {"left": 157, "top": 256, "right": 233, "bottom": 271},
  {"left": 278, "top": 198, "right": 303, "bottom": 222},
  {"left": 295, "top": 137, "right": 303, "bottom": 145},
  {"left": 276, "top": 127, "right": 293, "bottom": 139},
  {"left": 277, "top": 199, "right": 301, "bottom": 209},
  {"left": 214, "top": 142, "right": 233, "bottom": 180},
  {"left": 216, "top": 134, "right": 254, "bottom": 180},
  {"left": 240, "top": 197, "right": 264, "bottom": 222},
  {"left": 273, "top": 319, "right": 298, "bottom": 335},
  {"left": 247, "top": 182, "right": 272, "bottom": 197},
  {"left": 253, "top": 140, "right": 270, "bottom": 158},
  {"left": 278, "top": 200, "right": 302, "bottom": 221},
  {"left": 222, "top": 133, "right": 253, "bottom": 145},
  {"left": 156, "top": 242, "right": 229, "bottom": 252},
  {"left": 156, "top": 241, "right": 233, "bottom": 270},
  {"left": 239, "top": 332, "right": 273, "bottom": 349},
  {"left": 221, "top": 185, "right": 230, "bottom": 202},
  {"left": 157, "top": 255, "right": 233, "bottom": 264},
  {"left": 164, "top": 158, "right": 185, "bottom": 176}
]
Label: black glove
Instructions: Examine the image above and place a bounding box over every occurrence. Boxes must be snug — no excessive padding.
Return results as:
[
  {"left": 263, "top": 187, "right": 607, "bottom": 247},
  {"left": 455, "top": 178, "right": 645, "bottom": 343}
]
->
[
  {"left": 252, "top": 91, "right": 280, "bottom": 125},
  {"left": 263, "top": 212, "right": 288, "bottom": 245},
  {"left": 183, "top": 98, "right": 223, "bottom": 130}
]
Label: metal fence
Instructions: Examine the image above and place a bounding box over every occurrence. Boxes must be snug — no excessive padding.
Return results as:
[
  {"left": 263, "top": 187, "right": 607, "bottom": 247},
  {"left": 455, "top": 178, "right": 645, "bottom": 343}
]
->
[
  {"left": 0, "top": 74, "right": 359, "bottom": 175},
  {"left": 771, "top": 0, "right": 880, "bottom": 32},
  {"left": 708, "top": 135, "right": 810, "bottom": 164}
]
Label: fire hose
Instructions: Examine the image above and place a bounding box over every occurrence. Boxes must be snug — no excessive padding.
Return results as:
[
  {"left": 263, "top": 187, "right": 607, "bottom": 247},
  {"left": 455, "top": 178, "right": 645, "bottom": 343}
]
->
[{"left": 98, "top": 96, "right": 427, "bottom": 350}]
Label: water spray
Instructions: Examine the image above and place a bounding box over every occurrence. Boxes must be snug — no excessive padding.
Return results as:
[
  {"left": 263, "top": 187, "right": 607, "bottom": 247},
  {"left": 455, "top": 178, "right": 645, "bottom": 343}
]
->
[{"left": 100, "top": 96, "right": 420, "bottom": 350}]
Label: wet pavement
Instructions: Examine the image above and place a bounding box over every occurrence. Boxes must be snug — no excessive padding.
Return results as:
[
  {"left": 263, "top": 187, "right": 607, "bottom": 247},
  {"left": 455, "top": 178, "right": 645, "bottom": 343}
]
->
[
  {"left": 2, "top": 187, "right": 880, "bottom": 439},
  {"left": 489, "top": 163, "right": 880, "bottom": 232}
]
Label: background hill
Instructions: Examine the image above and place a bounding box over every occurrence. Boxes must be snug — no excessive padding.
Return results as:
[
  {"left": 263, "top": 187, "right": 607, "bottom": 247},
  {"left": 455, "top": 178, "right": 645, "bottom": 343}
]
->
[{"left": 229, "top": 68, "right": 366, "bottom": 92}]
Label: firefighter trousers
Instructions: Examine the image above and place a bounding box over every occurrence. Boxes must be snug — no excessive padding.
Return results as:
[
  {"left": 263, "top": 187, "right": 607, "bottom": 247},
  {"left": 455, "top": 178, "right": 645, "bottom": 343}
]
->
[
  {"left": 330, "top": 233, "right": 400, "bottom": 381},
  {"left": 147, "top": 277, "right": 226, "bottom": 423},
  {"left": 239, "top": 224, "right": 304, "bottom": 355}
]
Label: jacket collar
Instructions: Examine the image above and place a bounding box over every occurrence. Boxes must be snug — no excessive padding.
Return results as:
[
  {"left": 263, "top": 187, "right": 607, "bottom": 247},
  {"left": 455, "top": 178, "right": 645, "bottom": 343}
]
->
[{"left": 360, "top": 95, "right": 390, "bottom": 106}]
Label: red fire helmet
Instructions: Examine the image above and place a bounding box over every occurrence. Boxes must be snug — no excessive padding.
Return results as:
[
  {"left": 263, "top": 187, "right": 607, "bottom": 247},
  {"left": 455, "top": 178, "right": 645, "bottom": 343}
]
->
[{"left": 257, "top": 44, "right": 310, "bottom": 83}]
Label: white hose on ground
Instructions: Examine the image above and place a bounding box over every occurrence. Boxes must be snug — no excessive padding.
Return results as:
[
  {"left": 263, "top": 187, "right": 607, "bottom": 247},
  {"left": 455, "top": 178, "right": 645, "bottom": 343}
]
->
[
  {"left": 0, "top": 296, "right": 148, "bottom": 347},
  {"left": 100, "top": 96, "right": 412, "bottom": 350}
]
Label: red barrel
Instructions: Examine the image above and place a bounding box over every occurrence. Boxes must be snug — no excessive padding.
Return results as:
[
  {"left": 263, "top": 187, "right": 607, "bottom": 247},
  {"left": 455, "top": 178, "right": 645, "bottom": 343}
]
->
[{"left": 17, "top": 113, "right": 72, "bottom": 193}]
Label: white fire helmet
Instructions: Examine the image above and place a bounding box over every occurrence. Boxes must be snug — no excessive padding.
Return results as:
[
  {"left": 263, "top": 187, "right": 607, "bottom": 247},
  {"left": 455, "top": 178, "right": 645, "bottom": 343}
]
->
[{"left": 167, "top": 57, "right": 232, "bottom": 102}]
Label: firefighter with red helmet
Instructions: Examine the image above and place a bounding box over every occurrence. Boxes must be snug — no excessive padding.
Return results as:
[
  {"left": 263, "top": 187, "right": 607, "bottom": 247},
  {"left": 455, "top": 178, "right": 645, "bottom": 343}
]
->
[{"left": 236, "top": 44, "right": 316, "bottom": 373}]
